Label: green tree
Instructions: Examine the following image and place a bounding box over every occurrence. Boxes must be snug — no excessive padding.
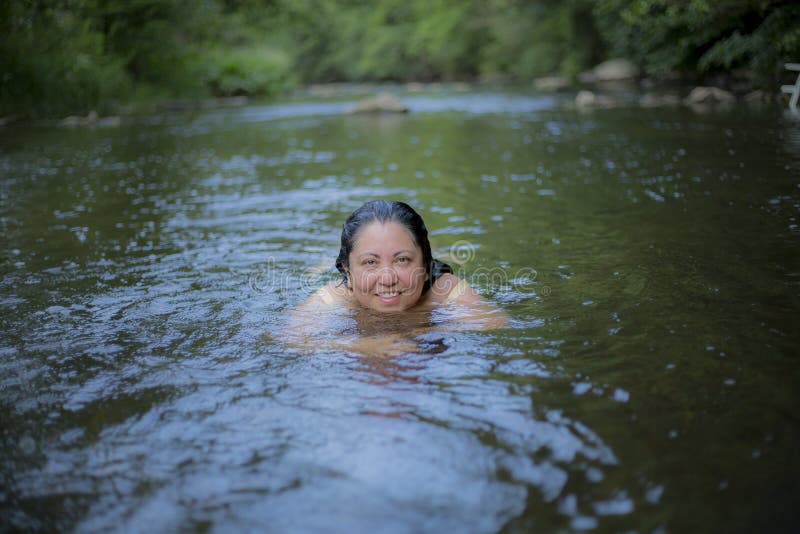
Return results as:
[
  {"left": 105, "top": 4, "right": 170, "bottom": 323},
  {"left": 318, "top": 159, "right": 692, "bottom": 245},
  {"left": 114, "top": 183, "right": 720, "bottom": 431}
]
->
[
  {"left": 593, "top": 0, "right": 800, "bottom": 85},
  {"left": 479, "top": 0, "right": 604, "bottom": 81},
  {"left": 0, "top": 0, "right": 129, "bottom": 117}
]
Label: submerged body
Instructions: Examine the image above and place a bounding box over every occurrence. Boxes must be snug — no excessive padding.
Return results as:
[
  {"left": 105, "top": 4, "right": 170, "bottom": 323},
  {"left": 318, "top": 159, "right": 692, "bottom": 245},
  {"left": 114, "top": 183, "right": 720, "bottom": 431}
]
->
[
  {"left": 287, "top": 201, "right": 508, "bottom": 356},
  {"left": 289, "top": 278, "right": 506, "bottom": 357}
]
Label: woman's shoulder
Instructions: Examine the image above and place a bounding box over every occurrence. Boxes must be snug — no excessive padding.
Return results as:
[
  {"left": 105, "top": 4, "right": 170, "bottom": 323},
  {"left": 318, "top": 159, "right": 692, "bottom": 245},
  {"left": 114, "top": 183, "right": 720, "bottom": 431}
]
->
[
  {"left": 429, "top": 274, "right": 510, "bottom": 328},
  {"left": 306, "top": 281, "right": 350, "bottom": 307},
  {"left": 429, "top": 273, "right": 479, "bottom": 304}
]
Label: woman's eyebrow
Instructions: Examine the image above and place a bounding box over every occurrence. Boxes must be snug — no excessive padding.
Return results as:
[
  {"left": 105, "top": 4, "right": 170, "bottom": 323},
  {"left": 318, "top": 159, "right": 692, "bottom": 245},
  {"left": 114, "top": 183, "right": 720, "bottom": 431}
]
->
[{"left": 356, "top": 250, "right": 415, "bottom": 259}]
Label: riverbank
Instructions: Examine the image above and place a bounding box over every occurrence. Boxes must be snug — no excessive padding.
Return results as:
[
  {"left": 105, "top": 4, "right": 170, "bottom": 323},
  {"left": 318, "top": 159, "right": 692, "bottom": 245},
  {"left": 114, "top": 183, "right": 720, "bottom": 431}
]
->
[{"left": 2, "top": 78, "right": 791, "bottom": 130}]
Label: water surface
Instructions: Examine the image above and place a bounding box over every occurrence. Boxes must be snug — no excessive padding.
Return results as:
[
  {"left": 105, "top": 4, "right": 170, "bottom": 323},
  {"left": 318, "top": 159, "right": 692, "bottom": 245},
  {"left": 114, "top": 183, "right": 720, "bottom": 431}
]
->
[{"left": 1, "top": 90, "right": 799, "bottom": 532}]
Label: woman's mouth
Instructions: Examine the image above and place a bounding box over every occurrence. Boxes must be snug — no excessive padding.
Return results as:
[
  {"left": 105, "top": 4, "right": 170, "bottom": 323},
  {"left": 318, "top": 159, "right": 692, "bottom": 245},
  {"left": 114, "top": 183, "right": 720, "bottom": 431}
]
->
[{"left": 376, "top": 290, "right": 402, "bottom": 304}]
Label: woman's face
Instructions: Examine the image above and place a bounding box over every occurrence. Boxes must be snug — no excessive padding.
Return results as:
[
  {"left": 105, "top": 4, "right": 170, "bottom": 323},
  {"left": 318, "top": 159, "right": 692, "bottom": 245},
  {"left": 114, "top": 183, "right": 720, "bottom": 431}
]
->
[{"left": 347, "top": 221, "right": 427, "bottom": 312}]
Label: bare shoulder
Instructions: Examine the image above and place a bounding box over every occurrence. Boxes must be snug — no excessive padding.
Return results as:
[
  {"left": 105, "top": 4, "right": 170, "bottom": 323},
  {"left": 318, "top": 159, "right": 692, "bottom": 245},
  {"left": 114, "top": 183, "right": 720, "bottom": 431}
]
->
[
  {"left": 429, "top": 273, "right": 481, "bottom": 304},
  {"left": 301, "top": 281, "right": 350, "bottom": 309},
  {"left": 429, "top": 273, "right": 509, "bottom": 329}
]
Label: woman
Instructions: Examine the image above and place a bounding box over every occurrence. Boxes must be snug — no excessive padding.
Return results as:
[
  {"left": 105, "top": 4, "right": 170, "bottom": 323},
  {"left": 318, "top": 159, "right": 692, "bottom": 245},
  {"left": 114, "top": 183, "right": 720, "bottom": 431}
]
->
[
  {"left": 289, "top": 200, "right": 507, "bottom": 356},
  {"left": 309, "top": 199, "right": 483, "bottom": 310}
]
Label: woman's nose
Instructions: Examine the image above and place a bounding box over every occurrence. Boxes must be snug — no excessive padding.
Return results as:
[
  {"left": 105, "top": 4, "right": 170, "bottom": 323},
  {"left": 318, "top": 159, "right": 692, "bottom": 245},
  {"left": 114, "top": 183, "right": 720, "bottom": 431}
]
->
[{"left": 377, "top": 267, "right": 398, "bottom": 285}]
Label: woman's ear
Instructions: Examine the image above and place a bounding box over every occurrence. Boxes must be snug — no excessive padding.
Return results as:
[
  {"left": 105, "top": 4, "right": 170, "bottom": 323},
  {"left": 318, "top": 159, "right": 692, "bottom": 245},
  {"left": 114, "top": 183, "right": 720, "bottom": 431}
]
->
[{"left": 344, "top": 269, "right": 353, "bottom": 289}]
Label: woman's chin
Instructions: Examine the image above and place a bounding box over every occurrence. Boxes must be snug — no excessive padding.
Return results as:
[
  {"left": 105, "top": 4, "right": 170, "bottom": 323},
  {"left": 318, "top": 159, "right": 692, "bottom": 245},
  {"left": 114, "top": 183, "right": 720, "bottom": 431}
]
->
[
  {"left": 374, "top": 293, "right": 403, "bottom": 307},
  {"left": 369, "top": 302, "right": 406, "bottom": 312},
  {"left": 363, "top": 296, "right": 410, "bottom": 312}
]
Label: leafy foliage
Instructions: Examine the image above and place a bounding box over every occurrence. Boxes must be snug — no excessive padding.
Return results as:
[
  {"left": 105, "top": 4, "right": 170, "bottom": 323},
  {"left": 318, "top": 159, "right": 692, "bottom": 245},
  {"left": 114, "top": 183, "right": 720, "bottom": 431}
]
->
[
  {"left": 593, "top": 0, "right": 800, "bottom": 84},
  {"left": 204, "top": 46, "right": 293, "bottom": 96},
  {"left": 0, "top": 1, "right": 130, "bottom": 118},
  {"left": 699, "top": 4, "right": 800, "bottom": 83},
  {"left": 1, "top": 0, "right": 798, "bottom": 118}
]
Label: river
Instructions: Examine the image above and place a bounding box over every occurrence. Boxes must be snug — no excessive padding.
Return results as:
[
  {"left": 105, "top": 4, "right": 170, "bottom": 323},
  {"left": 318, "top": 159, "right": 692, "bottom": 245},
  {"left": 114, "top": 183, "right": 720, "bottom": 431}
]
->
[{"left": 1, "top": 88, "right": 799, "bottom": 532}]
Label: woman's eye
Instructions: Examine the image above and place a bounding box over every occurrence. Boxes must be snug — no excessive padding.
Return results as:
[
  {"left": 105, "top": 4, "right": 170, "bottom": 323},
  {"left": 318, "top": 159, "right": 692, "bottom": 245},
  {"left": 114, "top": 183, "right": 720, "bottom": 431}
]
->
[
  {"left": 396, "top": 257, "right": 410, "bottom": 264},
  {"left": 364, "top": 259, "right": 377, "bottom": 266}
]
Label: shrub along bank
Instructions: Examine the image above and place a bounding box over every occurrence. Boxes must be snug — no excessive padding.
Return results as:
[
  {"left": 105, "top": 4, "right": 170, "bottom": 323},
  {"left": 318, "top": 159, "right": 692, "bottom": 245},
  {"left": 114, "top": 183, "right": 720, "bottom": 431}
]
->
[{"left": 1, "top": 0, "right": 797, "bottom": 119}]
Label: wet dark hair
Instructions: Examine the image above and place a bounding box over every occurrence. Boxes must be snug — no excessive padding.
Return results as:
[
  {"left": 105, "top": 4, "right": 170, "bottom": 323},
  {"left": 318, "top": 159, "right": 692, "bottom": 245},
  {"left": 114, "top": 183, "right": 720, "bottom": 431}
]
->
[{"left": 335, "top": 200, "right": 452, "bottom": 294}]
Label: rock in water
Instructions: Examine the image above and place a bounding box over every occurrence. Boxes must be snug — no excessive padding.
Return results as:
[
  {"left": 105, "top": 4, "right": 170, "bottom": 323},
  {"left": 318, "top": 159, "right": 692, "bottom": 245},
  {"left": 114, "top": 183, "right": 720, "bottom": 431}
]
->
[
  {"left": 579, "top": 59, "right": 639, "bottom": 83},
  {"left": 575, "top": 90, "right": 617, "bottom": 109},
  {"left": 684, "top": 86, "right": 736, "bottom": 106},
  {"left": 533, "top": 76, "right": 570, "bottom": 92},
  {"left": 593, "top": 59, "right": 640, "bottom": 82},
  {"left": 348, "top": 93, "right": 409, "bottom": 114}
]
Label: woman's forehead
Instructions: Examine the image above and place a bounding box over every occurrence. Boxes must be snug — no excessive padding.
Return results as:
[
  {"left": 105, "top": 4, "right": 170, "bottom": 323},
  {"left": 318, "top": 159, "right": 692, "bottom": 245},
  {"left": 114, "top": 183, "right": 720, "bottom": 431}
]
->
[{"left": 351, "top": 221, "right": 419, "bottom": 253}]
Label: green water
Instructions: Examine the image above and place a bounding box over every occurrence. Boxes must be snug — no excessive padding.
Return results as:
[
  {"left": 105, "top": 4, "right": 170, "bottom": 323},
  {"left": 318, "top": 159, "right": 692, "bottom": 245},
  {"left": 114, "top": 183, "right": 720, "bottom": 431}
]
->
[{"left": 1, "top": 91, "right": 799, "bottom": 532}]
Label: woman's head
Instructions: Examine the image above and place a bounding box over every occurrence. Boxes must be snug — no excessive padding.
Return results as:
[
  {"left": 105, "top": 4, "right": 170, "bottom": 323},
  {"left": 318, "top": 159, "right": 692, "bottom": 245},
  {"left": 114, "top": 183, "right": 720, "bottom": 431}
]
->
[{"left": 336, "top": 200, "right": 450, "bottom": 311}]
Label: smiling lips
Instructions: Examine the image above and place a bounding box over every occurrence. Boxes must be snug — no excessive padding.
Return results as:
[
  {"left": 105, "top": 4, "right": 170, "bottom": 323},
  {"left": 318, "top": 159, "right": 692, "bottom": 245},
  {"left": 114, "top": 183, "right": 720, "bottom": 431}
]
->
[{"left": 376, "top": 289, "right": 403, "bottom": 304}]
